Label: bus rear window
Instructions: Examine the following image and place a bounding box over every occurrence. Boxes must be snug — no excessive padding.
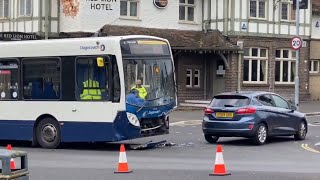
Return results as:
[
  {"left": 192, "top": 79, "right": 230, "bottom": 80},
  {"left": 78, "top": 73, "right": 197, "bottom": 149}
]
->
[{"left": 209, "top": 95, "right": 250, "bottom": 107}]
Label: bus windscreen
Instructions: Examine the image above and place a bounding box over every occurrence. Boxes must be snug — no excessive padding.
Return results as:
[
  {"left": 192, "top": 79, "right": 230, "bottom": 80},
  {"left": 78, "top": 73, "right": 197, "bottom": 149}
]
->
[{"left": 120, "top": 39, "right": 170, "bottom": 56}]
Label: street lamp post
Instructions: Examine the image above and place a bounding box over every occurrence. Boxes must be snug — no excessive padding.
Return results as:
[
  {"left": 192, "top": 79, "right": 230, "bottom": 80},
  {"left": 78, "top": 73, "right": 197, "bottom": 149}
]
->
[{"left": 294, "top": 0, "right": 300, "bottom": 110}]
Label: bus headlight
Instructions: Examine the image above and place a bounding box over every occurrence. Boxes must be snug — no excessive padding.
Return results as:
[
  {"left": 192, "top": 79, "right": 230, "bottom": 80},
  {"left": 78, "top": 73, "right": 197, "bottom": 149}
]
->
[{"left": 126, "top": 112, "right": 140, "bottom": 127}]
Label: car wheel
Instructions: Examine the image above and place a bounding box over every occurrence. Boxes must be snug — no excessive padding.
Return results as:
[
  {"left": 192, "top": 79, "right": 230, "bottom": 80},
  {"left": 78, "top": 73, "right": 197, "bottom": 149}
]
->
[
  {"left": 252, "top": 123, "right": 268, "bottom": 145},
  {"left": 204, "top": 135, "right": 219, "bottom": 144},
  {"left": 36, "top": 118, "right": 61, "bottom": 149},
  {"left": 294, "top": 121, "right": 307, "bottom": 140}
]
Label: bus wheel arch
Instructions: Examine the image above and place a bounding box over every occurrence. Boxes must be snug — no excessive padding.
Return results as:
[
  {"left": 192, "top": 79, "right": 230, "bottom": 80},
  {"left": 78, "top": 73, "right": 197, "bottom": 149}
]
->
[{"left": 33, "top": 114, "right": 61, "bottom": 149}]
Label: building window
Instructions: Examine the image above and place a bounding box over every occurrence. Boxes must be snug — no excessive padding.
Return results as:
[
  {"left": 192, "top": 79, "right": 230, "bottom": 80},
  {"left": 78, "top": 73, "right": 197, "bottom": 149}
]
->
[
  {"left": 281, "top": 2, "right": 295, "bottom": 21},
  {"left": 243, "top": 47, "right": 268, "bottom": 84},
  {"left": 275, "top": 49, "right": 296, "bottom": 84},
  {"left": 22, "top": 58, "right": 61, "bottom": 100},
  {"left": 186, "top": 69, "right": 192, "bottom": 87},
  {"left": 179, "top": 0, "right": 195, "bottom": 22},
  {"left": 0, "top": 0, "right": 9, "bottom": 18},
  {"left": 194, "top": 69, "right": 200, "bottom": 87},
  {"left": 0, "top": 59, "right": 19, "bottom": 100},
  {"left": 120, "top": 0, "right": 139, "bottom": 18},
  {"left": 186, "top": 69, "right": 201, "bottom": 87},
  {"left": 19, "top": 0, "right": 32, "bottom": 17},
  {"left": 310, "top": 60, "right": 320, "bottom": 73},
  {"left": 249, "top": 0, "right": 266, "bottom": 19}
]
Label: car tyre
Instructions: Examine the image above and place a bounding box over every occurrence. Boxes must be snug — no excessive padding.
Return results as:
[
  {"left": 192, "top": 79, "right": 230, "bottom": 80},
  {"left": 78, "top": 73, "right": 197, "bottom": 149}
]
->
[
  {"left": 204, "top": 135, "right": 219, "bottom": 144},
  {"left": 252, "top": 123, "right": 267, "bottom": 145},
  {"left": 36, "top": 118, "right": 61, "bottom": 149},
  {"left": 294, "top": 121, "right": 307, "bottom": 140}
]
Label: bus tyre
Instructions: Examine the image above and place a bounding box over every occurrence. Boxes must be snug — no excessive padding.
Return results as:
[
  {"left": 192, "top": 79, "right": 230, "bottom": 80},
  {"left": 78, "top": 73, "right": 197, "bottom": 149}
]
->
[{"left": 36, "top": 118, "right": 61, "bottom": 149}]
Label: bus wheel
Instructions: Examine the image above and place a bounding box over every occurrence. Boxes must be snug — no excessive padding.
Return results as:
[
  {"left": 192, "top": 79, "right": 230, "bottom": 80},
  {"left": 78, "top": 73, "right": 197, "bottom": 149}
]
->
[{"left": 36, "top": 118, "right": 61, "bottom": 149}]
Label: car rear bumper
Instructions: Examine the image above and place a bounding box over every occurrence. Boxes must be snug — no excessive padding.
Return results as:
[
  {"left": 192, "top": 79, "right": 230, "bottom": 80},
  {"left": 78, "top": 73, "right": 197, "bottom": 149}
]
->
[{"left": 202, "top": 118, "right": 256, "bottom": 137}]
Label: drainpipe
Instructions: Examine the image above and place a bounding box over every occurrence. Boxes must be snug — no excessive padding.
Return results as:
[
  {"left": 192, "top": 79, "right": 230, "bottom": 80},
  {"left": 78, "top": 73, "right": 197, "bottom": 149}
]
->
[
  {"left": 202, "top": 0, "right": 204, "bottom": 31},
  {"left": 45, "top": 0, "right": 50, "bottom": 39},
  {"left": 38, "top": 0, "right": 42, "bottom": 38},
  {"left": 237, "top": 53, "right": 241, "bottom": 91}
]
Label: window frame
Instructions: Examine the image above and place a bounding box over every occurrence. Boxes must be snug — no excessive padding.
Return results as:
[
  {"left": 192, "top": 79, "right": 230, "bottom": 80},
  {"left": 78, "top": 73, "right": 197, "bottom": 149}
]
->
[
  {"left": 193, "top": 69, "right": 200, "bottom": 87},
  {"left": 120, "top": 0, "right": 140, "bottom": 19},
  {"left": 18, "top": 0, "right": 32, "bottom": 17},
  {"left": 21, "top": 57, "right": 62, "bottom": 101},
  {"left": 270, "top": 94, "right": 290, "bottom": 109},
  {"left": 243, "top": 47, "right": 269, "bottom": 84},
  {"left": 0, "top": 58, "right": 20, "bottom": 101},
  {"left": 249, "top": 0, "right": 267, "bottom": 20},
  {"left": 280, "top": 1, "right": 296, "bottom": 22},
  {"left": 0, "top": 0, "right": 9, "bottom": 19},
  {"left": 75, "top": 56, "right": 112, "bottom": 102},
  {"left": 255, "top": 94, "right": 275, "bottom": 107},
  {"left": 309, "top": 60, "right": 320, "bottom": 74},
  {"left": 179, "top": 0, "right": 196, "bottom": 22},
  {"left": 186, "top": 69, "right": 192, "bottom": 88},
  {"left": 275, "top": 49, "right": 296, "bottom": 84}
]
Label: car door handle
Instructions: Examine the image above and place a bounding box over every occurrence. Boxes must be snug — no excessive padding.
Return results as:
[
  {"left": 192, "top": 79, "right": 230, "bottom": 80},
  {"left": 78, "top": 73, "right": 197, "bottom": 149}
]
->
[{"left": 72, "top": 108, "right": 77, "bottom": 112}]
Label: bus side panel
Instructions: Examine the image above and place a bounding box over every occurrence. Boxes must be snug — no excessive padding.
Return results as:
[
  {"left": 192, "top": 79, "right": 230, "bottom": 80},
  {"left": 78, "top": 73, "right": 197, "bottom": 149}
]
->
[
  {"left": 60, "top": 111, "right": 141, "bottom": 142},
  {"left": 0, "top": 120, "right": 33, "bottom": 141}
]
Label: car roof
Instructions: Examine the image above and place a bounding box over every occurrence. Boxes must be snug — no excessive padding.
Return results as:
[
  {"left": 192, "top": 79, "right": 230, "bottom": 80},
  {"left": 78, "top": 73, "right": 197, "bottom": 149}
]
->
[{"left": 214, "top": 91, "right": 279, "bottom": 98}]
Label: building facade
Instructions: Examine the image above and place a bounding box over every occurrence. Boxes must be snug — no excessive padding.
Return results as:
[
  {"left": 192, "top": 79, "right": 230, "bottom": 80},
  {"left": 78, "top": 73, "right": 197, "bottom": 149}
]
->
[
  {"left": 0, "top": 0, "right": 315, "bottom": 104},
  {"left": 309, "top": 1, "right": 320, "bottom": 100},
  {"left": 209, "top": 0, "right": 312, "bottom": 101}
]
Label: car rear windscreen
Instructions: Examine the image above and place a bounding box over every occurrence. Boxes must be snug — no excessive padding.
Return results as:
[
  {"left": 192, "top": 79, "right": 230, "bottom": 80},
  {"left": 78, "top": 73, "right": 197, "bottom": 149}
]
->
[{"left": 210, "top": 95, "right": 250, "bottom": 107}]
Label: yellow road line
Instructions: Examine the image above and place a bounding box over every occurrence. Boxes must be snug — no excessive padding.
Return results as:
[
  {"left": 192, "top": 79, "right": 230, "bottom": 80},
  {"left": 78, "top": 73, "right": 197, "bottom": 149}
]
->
[{"left": 301, "top": 144, "right": 320, "bottom": 153}]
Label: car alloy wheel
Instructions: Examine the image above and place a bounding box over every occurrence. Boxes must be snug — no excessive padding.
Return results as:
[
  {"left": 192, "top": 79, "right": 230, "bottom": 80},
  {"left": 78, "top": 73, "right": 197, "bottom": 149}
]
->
[
  {"left": 252, "top": 123, "right": 268, "bottom": 145},
  {"left": 258, "top": 125, "right": 267, "bottom": 143},
  {"left": 295, "top": 121, "right": 307, "bottom": 140}
]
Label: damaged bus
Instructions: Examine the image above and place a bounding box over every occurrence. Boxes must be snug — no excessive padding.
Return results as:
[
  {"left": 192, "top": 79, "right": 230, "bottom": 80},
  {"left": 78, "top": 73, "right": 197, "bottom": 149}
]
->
[{"left": 0, "top": 35, "right": 177, "bottom": 149}]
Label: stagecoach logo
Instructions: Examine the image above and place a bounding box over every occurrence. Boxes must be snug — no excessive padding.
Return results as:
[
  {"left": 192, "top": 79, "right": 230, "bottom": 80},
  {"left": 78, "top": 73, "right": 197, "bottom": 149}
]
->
[
  {"left": 80, "top": 41, "right": 105, "bottom": 51},
  {"left": 142, "top": 110, "right": 161, "bottom": 117},
  {"left": 153, "top": 0, "right": 168, "bottom": 8}
]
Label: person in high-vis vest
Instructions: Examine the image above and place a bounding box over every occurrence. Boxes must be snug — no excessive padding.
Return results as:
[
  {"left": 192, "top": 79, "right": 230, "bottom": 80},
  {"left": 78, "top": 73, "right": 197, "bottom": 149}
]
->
[
  {"left": 80, "top": 78, "right": 102, "bottom": 100},
  {"left": 131, "top": 79, "right": 147, "bottom": 99},
  {"left": 80, "top": 64, "right": 102, "bottom": 100}
]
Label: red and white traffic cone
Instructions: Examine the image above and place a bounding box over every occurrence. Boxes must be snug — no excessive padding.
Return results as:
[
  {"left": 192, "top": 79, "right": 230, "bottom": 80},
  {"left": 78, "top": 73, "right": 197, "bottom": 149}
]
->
[
  {"left": 114, "top": 144, "right": 132, "bottom": 173},
  {"left": 210, "top": 145, "right": 231, "bottom": 176},
  {"left": 6, "top": 144, "right": 16, "bottom": 170}
]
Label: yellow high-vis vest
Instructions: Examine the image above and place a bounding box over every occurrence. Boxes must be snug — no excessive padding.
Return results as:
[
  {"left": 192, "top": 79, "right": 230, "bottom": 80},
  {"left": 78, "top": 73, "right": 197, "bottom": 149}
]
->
[{"left": 80, "top": 79, "right": 102, "bottom": 100}]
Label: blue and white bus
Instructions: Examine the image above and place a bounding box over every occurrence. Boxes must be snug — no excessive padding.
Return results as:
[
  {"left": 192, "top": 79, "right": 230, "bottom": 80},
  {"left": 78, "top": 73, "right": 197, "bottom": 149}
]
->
[{"left": 0, "top": 35, "right": 177, "bottom": 149}]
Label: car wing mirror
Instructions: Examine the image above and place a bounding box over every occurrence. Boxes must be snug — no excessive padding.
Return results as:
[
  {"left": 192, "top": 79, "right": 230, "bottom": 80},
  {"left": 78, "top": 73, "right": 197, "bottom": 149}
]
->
[{"left": 290, "top": 104, "right": 297, "bottom": 111}]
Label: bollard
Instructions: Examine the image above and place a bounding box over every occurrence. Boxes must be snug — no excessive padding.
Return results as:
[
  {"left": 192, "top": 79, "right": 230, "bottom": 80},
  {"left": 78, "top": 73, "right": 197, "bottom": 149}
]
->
[{"left": 0, "top": 149, "right": 29, "bottom": 180}]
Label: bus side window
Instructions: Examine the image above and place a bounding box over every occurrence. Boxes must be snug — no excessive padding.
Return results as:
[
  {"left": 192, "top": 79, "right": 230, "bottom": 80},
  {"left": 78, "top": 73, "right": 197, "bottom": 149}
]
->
[
  {"left": 0, "top": 59, "right": 19, "bottom": 100},
  {"left": 112, "top": 56, "right": 120, "bottom": 102},
  {"left": 76, "top": 57, "right": 109, "bottom": 101},
  {"left": 22, "top": 58, "right": 61, "bottom": 100}
]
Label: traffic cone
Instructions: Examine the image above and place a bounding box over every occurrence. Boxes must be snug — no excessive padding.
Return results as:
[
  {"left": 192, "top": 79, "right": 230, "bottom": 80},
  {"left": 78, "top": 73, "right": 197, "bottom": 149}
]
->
[
  {"left": 114, "top": 144, "right": 132, "bottom": 173},
  {"left": 209, "top": 145, "right": 231, "bottom": 176},
  {"left": 6, "top": 144, "right": 16, "bottom": 170}
]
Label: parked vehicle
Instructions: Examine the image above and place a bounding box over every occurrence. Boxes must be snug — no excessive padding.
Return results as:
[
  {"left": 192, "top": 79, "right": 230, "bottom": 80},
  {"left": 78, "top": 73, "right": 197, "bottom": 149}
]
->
[{"left": 202, "top": 91, "right": 308, "bottom": 145}]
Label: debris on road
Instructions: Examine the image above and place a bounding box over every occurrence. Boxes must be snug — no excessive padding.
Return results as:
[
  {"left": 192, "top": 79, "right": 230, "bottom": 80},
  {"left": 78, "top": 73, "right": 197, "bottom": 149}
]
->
[{"left": 129, "top": 140, "right": 176, "bottom": 150}]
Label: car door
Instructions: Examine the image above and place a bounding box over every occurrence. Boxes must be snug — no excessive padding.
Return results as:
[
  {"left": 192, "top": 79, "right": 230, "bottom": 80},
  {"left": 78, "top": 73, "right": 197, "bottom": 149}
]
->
[
  {"left": 255, "top": 94, "right": 279, "bottom": 135},
  {"left": 270, "top": 94, "right": 297, "bottom": 135}
]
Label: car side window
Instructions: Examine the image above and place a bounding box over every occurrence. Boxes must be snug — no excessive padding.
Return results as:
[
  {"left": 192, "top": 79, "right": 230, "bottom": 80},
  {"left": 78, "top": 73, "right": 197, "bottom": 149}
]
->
[
  {"left": 256, "top": 95, "right": 274, "bottom": 107},
  {"left": 271, "top": 95, "right": 289, "bottom": 109}
]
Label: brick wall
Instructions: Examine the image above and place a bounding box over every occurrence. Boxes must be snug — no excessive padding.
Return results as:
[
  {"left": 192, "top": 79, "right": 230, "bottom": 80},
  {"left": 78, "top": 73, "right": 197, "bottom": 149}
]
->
[
  {"left": 175, "top": 52, "right": 205, "bottom": 103},
  {"left": 225, "top": 53, "right": 240, "bottom": 92},
  {"left": 229, "top": 36, "right": 310, "bottom": 101}
]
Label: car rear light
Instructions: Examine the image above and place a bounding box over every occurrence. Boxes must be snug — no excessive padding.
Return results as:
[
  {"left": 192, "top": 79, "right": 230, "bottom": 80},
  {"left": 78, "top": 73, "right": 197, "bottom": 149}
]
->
[
  {"left": 204, "top": 108, "right": 214, "bottom": 115},
  {"left": 236, "top": 107, "right": 256, "bottom": 115}
]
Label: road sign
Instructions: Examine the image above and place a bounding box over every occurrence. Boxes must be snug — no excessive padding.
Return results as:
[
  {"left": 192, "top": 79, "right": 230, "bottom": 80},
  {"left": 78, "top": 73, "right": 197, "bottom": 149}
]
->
[{"left": 291, "top": 36, "right": 302, "bottom": 50}]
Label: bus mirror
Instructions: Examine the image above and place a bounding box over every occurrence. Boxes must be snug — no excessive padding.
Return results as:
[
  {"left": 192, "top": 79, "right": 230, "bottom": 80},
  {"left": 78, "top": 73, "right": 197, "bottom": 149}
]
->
[{"left": 97, "top": 57, "right": 104, "bottom": 67}]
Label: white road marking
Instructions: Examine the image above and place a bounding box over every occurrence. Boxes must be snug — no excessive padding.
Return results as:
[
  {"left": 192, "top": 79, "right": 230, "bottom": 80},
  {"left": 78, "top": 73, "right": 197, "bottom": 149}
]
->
[{"left": 170, "top": 120, "right": 202, "bottom": 127}]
